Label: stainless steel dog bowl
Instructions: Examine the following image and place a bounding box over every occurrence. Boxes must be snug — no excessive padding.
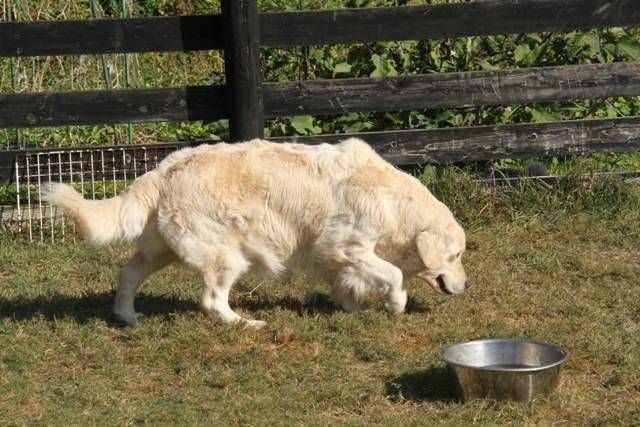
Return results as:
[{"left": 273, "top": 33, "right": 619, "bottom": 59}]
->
[{"left": 439, "top": 338, "right": 569, "bottom": 402}]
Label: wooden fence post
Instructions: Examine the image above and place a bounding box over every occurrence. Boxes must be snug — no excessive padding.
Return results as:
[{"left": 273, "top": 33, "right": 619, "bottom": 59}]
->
[{"left": 221, "top": 0, "right": 264, "bottom": 142}]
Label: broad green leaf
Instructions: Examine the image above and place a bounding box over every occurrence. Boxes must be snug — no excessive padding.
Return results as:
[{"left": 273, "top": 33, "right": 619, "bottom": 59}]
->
[
  {"left": 528, "top": 34, "right": 543, "bottom": 43},
  {"left": 616, "top": 37, "right": 640, "bottom": 60},
  {"left": 475, "top": 59, "right": 499, "bottom": 70},
  {"left": 529, "top": 108, "right": 561, "bottom": 123},
  {"left": 311, "top": 49, "right": 325, "bottom": 62},
  {"left": 333, "top": 62, "right": 351, "bottom": 77},
  {"left": 290, "top": 115, "right": 317, "bottom": 135},
  {"left": 514, "top": 44, "right": 532, "bottom": 65},
  {"left": 370, "top": 54, "right": 397, "bottom": 78},
  {"left": 582, "top": 33, "right": 603, "bottom": 61}
]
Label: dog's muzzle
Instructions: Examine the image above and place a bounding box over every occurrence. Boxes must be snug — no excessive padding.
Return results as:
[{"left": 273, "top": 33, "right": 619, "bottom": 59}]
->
[{"left": 436, "top": 275, "right": 452, "bottom": 295}]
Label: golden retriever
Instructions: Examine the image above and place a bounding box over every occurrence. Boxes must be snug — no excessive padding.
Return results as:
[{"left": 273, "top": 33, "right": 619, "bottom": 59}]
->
[{"left": 43, "top": 138, "right": 468, "bottom": 327}]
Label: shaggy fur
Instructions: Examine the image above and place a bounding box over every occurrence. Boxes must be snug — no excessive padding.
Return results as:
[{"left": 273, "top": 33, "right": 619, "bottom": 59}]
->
[{"left": 43, "top": 138, "right": 468, "bottom": 327}]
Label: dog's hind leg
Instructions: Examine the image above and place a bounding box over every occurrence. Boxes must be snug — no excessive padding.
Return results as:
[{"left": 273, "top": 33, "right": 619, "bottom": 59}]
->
[
  {"left": 200, "top": 255, "right": 266, "bottom": 329},
  {"left": 114, "top": 249, "right": 177, "bottom": 325}
]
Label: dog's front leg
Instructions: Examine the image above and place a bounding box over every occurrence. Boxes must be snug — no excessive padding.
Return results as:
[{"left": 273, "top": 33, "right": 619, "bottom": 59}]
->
[
  {"left": 361, "top": 252, "right": 406, "bottom": 316},
  {"left": 334, "top": 250, "right": 406, "bottom": 315},
  {"left": 384, "top": 283, "right": 408, "bottom": 316}
]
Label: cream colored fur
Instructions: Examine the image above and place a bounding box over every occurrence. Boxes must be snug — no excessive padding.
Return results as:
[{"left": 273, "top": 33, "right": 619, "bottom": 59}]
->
[{"left": 43, "top": 138, "right": 468, "bottom": 327}]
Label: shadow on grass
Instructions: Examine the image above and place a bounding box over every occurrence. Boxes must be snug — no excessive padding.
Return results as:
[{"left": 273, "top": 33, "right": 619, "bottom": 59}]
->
[
  {"left": 405, "top": 295, "right": 430, "bottom": 314},
  {"left": 236, "top": 293, "right": 430, "bottom": 315},
  {"left": 386, "top": 366, "right": 460, "bottom": 403},
  {"left": 0, "top": 291, "right": 339, "bottom": 324},
  {"left": 234, "top": 292, "right": 337, "bottom": 315},
  {"left": 0, "top": 290, "right": 430, "bottom": 325},
  {"left": 0, "top": 291, "right": 199, "bottom": 324}
]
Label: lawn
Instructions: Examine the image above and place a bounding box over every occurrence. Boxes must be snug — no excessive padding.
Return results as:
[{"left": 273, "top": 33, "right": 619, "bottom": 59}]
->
[{"left": 1, "top": 176, "right": 640, "bottom": 426}]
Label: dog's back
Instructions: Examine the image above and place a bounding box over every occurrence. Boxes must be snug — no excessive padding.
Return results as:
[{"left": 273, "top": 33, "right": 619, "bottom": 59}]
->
[{"left": 44, "top": 138, "right": 441, "bottom": 251}]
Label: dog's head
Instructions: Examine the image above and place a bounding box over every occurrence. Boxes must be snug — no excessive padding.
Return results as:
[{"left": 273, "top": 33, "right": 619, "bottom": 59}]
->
[{"left": 415, "top": 219, "right": 468, "bottom": 295}]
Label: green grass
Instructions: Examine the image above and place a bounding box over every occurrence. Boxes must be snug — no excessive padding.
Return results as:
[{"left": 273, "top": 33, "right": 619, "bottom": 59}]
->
[{"left": 2, "top": 176, "right": 640, "bottom": 425}]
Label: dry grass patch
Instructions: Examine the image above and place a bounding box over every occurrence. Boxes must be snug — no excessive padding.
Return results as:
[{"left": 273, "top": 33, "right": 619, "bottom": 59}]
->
[{"left": 2, "top": 177, "right": 640, "bottom": 425}]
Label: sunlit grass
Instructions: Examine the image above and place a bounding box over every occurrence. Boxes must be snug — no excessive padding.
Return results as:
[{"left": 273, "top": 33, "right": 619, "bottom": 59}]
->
[{"left": 1, "top": 175, "right": 639, "bottom": 425}]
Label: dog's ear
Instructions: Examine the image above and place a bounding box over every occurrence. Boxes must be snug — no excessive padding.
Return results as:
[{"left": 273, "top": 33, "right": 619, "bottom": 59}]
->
[{"left": 416, "top": 230, "right": 444, "bottom": 270}]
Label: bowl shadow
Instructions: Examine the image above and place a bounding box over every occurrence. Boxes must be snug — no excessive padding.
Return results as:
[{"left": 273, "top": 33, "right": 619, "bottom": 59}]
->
[{"left": 386, "top": 366, "right": 460, "bottom": 403}]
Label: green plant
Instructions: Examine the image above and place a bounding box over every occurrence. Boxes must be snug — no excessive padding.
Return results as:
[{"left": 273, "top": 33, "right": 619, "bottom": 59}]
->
[{"left": 2, "top": 1, "right": 640, "bottom": 173}]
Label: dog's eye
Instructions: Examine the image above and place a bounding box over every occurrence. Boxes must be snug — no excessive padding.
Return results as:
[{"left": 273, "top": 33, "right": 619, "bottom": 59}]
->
[{"left": 448, "top": 252, "right": 462, "bottom": 262}]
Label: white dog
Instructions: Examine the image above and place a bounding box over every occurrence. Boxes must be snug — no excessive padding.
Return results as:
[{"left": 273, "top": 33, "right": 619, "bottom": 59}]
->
[{"left": 43, "top": 138, "right": 468, "bottom": 328}]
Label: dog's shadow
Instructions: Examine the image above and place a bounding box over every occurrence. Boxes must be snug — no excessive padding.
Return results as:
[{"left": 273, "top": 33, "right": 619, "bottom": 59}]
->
[
  {"left": 235, "top": 292, "right": 429, "bottom": 315},
  {"left": 0, "top": 291, "right": 338, "bottom": 324},
  {"left": 234, "top": 292, "right": 336, "bottom": 315},
  {"left": 386, "top": 366, "right": 460, "bottom": 403},
  {"left": 0, "top": 290, "right": 429, "bottom": 325},
  {"left": 0, "top": 291, "right": 200, "bottom": 324}
]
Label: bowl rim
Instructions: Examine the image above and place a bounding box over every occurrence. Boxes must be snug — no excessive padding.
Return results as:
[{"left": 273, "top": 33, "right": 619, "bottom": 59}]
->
[{"left": 439, "top": 338, "right": 569, "bottom": 373}]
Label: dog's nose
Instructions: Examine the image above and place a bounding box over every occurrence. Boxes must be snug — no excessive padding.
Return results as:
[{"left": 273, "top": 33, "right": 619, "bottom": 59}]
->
[{"left": 464, "top": 281, "right": 471, "bottom": 289}]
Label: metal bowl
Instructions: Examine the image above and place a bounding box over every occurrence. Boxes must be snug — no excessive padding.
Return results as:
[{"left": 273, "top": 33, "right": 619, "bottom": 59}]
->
[{"left": 439, "top": 338, "right": 569, "bottom": 402}]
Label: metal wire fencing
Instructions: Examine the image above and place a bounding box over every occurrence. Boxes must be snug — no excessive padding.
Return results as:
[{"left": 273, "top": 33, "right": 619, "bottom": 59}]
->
[{"left": 2, "top": 143, "right": 179, "bottom": 242}]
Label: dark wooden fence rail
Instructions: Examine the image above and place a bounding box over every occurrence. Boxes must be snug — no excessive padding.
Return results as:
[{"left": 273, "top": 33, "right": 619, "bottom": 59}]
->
[
  {"left": 0, "top": 87, "right": 228, "bottom": 128},
  {"left": 2, "top": 0, "right": 639, "bottom": 56},
  {"left": 0, "top": 15, "right": 226, "bottom": 57},
  {"left": 260, "top": 0, "right": 640, "bottom": 46},
  {"left": 2, "top": 62, "right": 640, "bottom": 128},
  {"left": 3, "top": 116, "right": 640, "bottom": 185},
  {"left": 263, "top": 63, "right": 640, "bottom": 116},
  {"left": 1, "top": 0, "right": 640, "bottom": 185}
]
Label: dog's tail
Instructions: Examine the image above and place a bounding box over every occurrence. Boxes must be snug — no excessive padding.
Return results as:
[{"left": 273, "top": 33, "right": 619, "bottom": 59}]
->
[{"left": 41, "top": 171, "right": 162, "bottom": 245}]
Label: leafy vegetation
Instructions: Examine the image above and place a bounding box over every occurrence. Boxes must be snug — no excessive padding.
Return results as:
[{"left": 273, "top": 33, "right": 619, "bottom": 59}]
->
[{"left": 1, "top": 0, "right": 640, "bottom": 172}]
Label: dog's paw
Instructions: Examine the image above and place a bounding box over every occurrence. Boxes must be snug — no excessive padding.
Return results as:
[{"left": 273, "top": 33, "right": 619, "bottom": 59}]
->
[
  {"left": 385, "top": 302, "right": 405, "bottom": 316},
  {"left": 385, "top": 290, "right": 407, "bottom": 316},
  {"left": 243, "top": 319, "right": 267, "bottom": 330},
  {"left": 114, "top": 311, "right": 144, "bottom": 326}
]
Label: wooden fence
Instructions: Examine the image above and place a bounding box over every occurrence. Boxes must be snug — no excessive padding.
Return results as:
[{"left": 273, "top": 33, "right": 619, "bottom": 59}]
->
[{"left": 2, "top": 0, "right": 640, "bottom": 185}]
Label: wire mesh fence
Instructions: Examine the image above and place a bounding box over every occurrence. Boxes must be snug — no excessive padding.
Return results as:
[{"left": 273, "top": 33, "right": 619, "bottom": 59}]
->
[{"left": 1, "top": 143, "right": 181, "bottom": 242}]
